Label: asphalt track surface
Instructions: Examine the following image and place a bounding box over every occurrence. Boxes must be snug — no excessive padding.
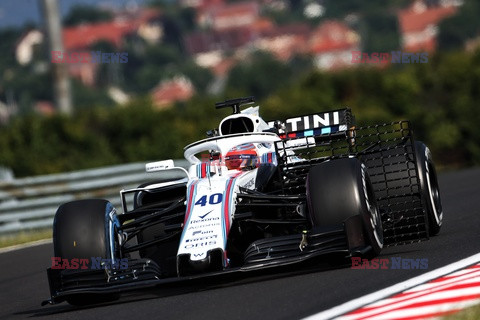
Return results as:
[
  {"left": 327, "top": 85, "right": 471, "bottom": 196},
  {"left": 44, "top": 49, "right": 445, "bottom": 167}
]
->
[{"left": 1, "top": 167, "right": 479, "bottom": 320}]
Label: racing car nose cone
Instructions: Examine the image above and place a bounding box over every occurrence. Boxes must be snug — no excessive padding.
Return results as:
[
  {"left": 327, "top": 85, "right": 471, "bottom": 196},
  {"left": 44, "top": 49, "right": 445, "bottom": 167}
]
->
[{"left": 177, "top": 249, "right": 224, "bottom": 276}]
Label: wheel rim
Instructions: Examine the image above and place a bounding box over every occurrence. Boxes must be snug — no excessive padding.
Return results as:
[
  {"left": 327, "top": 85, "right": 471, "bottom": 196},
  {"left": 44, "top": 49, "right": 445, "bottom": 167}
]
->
[
  {"left": 367, "top": 183, "right": 383, "bottom": 248},
  {"left": 426, "top": 161, "right": 443, "bottom": 226},
  {"left": 362, "top": 165, "right": 383, "bottom": 249}
]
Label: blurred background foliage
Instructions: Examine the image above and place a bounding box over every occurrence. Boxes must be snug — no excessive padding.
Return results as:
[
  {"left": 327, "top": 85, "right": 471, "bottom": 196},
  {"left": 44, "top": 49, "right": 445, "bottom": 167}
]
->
[
  {"left": 1, "top": 0, "right": 480, "bottom": 177},
  {"left": 1, "top": 48, "right": 480, "bottom": 176}
]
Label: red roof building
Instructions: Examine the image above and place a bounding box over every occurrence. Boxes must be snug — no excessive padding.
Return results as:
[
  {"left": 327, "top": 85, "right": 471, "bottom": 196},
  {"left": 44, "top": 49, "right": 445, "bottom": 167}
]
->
[
  {"left": 62, "top": 8, "right": 162, "bottom": 51},
  {"left": 309, "top": 20, "right": 360, "bottom": 70},
  {"left": 63, "top": 21, "right": 133, "bottom": 51},
  {"left": 211, "top": 57, "right": 236, "bottom": 77},
  {"left": 60, "top": 9, "right": 162, "bottom": 86},
  {"left": 34, "top": 101, "right": 56, "bottom": 116},
  {"left": 254, "top": 24, "right": 311, "bottom": 61},
  {"left": 180, "top": 0, "right": 224, "bottom": 10},
  {"left": 185, "top": 26, "right": 258, "bottom": 55},
  {"left": 151, "top": 76, "right": 195, "bottom": 109},
  {"left": 398, "top": 0, "right": 459, "bottom": 52},
  {"left": 198, "top": 1, "right": 260, "bottom": 31},
  {"left": 60, "top": 21, "right": 134, "bottom": 86}
]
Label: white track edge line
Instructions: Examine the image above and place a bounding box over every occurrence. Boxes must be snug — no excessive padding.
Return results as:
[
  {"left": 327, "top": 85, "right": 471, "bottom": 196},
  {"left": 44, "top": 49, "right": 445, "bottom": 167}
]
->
[
  {"left": 0, "top": 238, "right": 52, "bottom": 254},
  {"left": 303, "top": 252, "right": 480, "bottom": 320}
]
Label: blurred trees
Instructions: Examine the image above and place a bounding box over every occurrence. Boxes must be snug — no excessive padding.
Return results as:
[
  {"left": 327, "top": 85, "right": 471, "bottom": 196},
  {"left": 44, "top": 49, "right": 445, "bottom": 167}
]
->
[
  {"left": 0, "top": 29, "right": 22, "bottom": 71},
  {"left": 438, "top": 0, "right": 480, "bottom": 51},
  {"left": 2, "top": 0, "right": 480, "bottom": 176},
  {"left": 63, "top": 5, "right": 113, "bottom": 26},
  {"left": 1, "top": 49, "right": 480, "bottom": 177},
  {"left": 225, "top": 51, "right": 294, "bottom": 99},
  {"left": 118, "top": 35, "right": 213, "bottom": 95},
  {"left": 0, "top": 28, "right": 48, "bottom": 115},
  {"left": 323, "top": 0, "right": 410, "bottom": 18},
  {"left": 225, "top": 51, "right": 314, "bottom": 100},
  {"left": 263, "top": 49, "right": 480, "bottom": 167},
  {"left": 360, "top": 11, "right": 401, "bottom": 52},
  {"left": 323, "top": 0, "right": 405, "bottom": 52}
]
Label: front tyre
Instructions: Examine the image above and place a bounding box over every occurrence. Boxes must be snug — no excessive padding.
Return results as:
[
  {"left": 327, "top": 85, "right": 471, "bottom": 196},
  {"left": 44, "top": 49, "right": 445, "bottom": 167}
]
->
[
  {"left": 306, "top": 158, "right": 383, "bottom": 257},
  {"left": 415, "top": 141, "right": 443, "bottom": 236},
  {"left": 53, "top": 199, "right": 121, "bottom": 305}
]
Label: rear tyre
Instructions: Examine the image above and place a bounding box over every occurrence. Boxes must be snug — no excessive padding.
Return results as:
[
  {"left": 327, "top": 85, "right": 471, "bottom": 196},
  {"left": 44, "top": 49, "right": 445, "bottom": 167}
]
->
[
  {"left": 53, "top": 199, "right": 120, "bottom": 306},
  {"left": 306, "top": 158, "right": 383, "bottom": 257},
  {"left": 415, "top": 141, "right": 443, "bottom": 236}
]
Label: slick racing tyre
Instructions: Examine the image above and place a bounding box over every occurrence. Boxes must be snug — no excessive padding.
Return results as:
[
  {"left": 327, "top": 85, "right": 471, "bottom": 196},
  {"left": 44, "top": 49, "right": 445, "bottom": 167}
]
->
[
  {"left": 306, "top": 158, "right": 383, "bottom": 257},
  {"left": 53, "top": 199, "right": 120, "bottom": 306},
  {"left": 415, "top": 141, "right": 443, "bottom": 236}
]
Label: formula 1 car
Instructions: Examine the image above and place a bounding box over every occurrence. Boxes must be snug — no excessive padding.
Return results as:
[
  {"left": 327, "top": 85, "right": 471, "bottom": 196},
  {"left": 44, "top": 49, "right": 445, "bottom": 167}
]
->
[{"left": 43, "top": 96, "right": 443, "bottom": 306}]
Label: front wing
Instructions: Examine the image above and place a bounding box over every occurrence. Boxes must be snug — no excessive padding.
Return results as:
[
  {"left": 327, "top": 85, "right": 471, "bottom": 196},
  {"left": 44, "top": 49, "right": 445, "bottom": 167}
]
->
[{"left": 42, "top": 218, "right": 366, "bottom": 306}]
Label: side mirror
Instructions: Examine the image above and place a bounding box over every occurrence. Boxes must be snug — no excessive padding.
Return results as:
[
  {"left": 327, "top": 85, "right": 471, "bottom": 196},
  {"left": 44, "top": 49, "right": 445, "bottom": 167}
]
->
[{"left": 145, "top": 159, "right": 175, "bottom": 172}]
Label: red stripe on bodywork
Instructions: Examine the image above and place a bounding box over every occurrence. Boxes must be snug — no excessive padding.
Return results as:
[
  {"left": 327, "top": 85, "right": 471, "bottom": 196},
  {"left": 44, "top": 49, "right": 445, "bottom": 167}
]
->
[
  {"left": 223, "top": 173, "right": 241, "bottom": 238},
  {"left": 223, "top": 178, "right": 234, "bottom": 235},
  {"left": 183, "top": 182, "right": 197, "bottom": 225},
  {"left": 201, "top": 163, "right": 207, "bottom": 178}
]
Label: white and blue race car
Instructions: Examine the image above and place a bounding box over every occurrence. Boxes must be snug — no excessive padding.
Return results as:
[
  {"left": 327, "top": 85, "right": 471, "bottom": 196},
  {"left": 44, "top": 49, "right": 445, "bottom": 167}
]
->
[{"left": 43, "top": 97, "right": 443, "bottom": 306}]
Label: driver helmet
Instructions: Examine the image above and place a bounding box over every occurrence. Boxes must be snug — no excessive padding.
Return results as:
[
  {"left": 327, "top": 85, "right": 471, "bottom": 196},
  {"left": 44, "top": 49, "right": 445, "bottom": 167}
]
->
[{"left": 224, "top": 143, "right": 258, "bottom": 170}]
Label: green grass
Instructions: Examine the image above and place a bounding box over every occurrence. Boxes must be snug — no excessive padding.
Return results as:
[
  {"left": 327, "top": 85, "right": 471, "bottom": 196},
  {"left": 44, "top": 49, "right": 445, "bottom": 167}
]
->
[
  {"left": 441, "top": 303, "right": 480, "bottom": 319},
  {"left": 0, "top": 229, "right": 52, "bottom": 248}
]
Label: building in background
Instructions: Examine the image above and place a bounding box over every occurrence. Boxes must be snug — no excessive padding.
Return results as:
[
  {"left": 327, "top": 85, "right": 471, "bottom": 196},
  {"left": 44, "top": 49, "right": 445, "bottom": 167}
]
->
[
  {"left": 254, "top": 23, "right": 311, "bottom": 61},
  {"left": 398, "top": 0, "right": 461, "bottom": 52},
  {"left": 15, "top": 30, "right": 44, "bottom": 66},
  {"left": 14, "top": 8, "right": 162, "bottom": 86},
  {"left": 309, "top": 20, "right": 360, "bottom": 70},
  {"left": 150, "top": 76, "right": 195, "bottom": 109}
]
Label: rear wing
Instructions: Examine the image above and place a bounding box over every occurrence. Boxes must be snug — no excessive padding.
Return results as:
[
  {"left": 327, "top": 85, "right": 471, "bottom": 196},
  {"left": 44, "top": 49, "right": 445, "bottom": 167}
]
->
[
  {"left": 275, "top": 120, "right": 429, "bottom": 246},
  {"left": 268, "top": 108, "right": 354, "bottom": 139}
]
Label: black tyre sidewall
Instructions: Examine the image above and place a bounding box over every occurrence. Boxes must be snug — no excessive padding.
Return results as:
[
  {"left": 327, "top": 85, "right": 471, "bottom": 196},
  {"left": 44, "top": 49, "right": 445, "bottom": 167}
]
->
[
  {"left": 53, "top": 199, "right": 115, "bottom": 260},
  {"left": 306, "top": 158, "right": 383, "bottom": 256},
  {"left": 53, "top": 199, "right": 120, "bottom": 306},
  {"left": 360, "top": 164, "right": 384, "bottom": 256},
  {"left": 415, "top": 141, "right": 443, "bottom": 235}
]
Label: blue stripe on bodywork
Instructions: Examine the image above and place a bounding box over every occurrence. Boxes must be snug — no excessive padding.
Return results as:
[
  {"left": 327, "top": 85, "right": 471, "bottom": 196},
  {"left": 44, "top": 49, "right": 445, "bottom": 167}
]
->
[
  {"left": 179, "top": 181, "right": 198, "bottom": 244},
  {"left": 222, "top": 177, "right": 237, "bottom": 247},
  {"left": 105, "top": 202, "right": 119, "bottom": 261}
]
